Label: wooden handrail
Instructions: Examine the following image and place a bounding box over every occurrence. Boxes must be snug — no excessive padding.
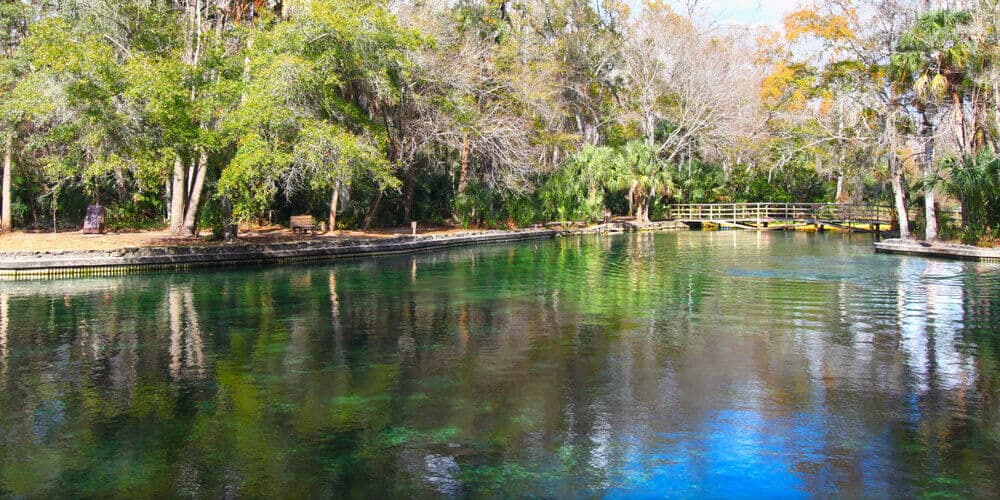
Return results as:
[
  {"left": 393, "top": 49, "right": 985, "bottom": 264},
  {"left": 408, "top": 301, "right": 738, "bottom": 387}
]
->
[{"left": 667, "top": 202, "right": 893, "bottom": 224}]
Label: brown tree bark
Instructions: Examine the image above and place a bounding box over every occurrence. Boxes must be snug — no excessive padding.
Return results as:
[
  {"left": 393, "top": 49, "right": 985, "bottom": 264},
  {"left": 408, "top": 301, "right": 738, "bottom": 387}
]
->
[
  {"left": 328, "top": 179, "right": 342, "bottom": 231},
  {"left": 457, "top": 132, "right": 469, "bottom": 195},
  {"left": 627, "top": 180, "right": 637, "bottom": 217},
  {"left": 921, "top": 109, "right": 937, "bottom": 240},
  {"left": 170, "top": 155, "right": 187, "bottom": 235},
  {"left": 891, "top": 160, "right": 911, "bottom": 239},
  {"left": 403, "top": 171, "right": 416, "bottom": 223},
  {"left": 1, "top": 130, "right": 12, "bottom": 232},
  {"left": 181, "top": 151, "right": 208, "bottom": 237},
  {"left": 220, "top": 194, "right": 237, "bottom": 241},
  {"left": 362, "top": 190, "right": 383, "bottom": 230}
]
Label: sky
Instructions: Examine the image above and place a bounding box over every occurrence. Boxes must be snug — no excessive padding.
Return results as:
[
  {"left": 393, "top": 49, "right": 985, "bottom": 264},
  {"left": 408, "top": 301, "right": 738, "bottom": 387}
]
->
[
  {"left": 708, "top": 0, "right": 802, "bottom": 27},
  {"left": 632, "top": 0, "right": 804, "bottom": 28}
]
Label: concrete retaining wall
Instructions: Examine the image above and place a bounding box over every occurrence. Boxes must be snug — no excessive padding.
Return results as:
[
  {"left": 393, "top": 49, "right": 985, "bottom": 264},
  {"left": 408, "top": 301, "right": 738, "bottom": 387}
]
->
[
  {"left": 0, "top": 230, "right": 558, "bottom": 279},
  {"left": 0, "top": 221, "right": 694, "bottom": 279},
  {"left": 874, "top": 238, "right": 1000, "bottom": 262}
]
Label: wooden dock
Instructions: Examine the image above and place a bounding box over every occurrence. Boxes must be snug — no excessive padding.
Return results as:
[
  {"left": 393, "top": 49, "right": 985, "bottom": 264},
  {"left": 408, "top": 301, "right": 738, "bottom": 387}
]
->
[{"left": 668, "top": 203, "right": 893, "bottom": 232}]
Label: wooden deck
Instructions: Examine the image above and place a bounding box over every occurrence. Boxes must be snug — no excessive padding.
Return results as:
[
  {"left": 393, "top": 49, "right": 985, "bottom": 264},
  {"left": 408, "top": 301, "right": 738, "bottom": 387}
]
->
[{"left": 668, "top": 203, "right": 893, "bottom": 232}]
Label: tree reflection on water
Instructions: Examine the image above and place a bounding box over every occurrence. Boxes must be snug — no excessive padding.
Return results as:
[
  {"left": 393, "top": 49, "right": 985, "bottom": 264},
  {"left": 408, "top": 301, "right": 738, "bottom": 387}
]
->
[{"left": 0, "top": 231, "right": 998, "bottom": 497}]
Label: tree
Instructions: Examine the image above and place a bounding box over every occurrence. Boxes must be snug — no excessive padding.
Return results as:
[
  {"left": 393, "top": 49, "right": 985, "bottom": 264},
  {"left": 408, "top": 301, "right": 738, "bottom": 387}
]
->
[
  {"left": 285, "top": 122, "right": 395, "bottom": 230},
  {"left": 219, "top": 0, "right": 412, "bottom": 226},
  {"left": 538, "top": 144, "right": 616, "bottom": 221},
  {"left": 0, "top": 1, "right": 32, "bottom": 232},
  {"left": 611, "top": 140, "right": 673, "bottom": 223},
  {"left": 890, "top": 9, "right": 975, "bottom": 240},
  {"left": 780, "top": 0, "right": 918, "bottom": 238},
  {"left": 623, "top": 3, "right": 765, "bottom": 168}
]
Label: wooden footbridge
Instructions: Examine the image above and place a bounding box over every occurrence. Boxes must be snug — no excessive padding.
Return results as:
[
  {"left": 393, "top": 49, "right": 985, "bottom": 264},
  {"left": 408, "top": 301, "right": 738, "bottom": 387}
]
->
[{"left": 668, "top": 203, "right": 893, "bottom": 232}]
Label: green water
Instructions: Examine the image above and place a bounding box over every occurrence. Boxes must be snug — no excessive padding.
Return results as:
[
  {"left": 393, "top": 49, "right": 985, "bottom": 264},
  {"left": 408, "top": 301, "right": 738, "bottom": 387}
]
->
[{"left": 1, "top": 231, "right": 999, "bottom": 497}]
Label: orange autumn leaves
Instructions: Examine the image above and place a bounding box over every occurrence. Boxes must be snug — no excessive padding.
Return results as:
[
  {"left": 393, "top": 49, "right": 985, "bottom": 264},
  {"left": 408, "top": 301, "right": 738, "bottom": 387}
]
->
[{"left": 760, "top": 2, "right": 861, "bottom": 113}]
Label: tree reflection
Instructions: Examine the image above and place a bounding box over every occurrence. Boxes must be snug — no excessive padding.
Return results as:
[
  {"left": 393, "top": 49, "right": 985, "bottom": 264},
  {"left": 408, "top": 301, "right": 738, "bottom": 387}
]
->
[
  {"left": 0, "top": 292, "right": 7, "bottom": 385},
  {"left": 167, "top": 283, "right": 205, "bottom": 382},
  {"left": 1, "top": 233, "right": 999, "bottom": 496}
]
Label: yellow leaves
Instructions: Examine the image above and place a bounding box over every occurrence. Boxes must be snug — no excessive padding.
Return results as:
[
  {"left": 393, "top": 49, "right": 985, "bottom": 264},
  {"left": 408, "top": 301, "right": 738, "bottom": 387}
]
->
[
  {"left": 868, "top": 65, "right": 887, "bottom": 87},
  {"left": 819, "top": 94, "right": 834, "bottom": 116},
  {"left": 640, "top": 0, "right": 694, "bottom": 36},
  {"left": 930, "top": 73, "right": 948, "bottom": 96},
  {"left": 754, "top": 28, "right": 790, "bottom": 66},
  {"left": 757, "top": 30, "right": 782, "bottom": 50},
  {"left": 914, "top": 72, "right": 950, "bottom": 98},
  {"left": 761, "top": 65, "right": 794, "bottom": 106},
  {"left": 861, "top": 108, "right": 878, "bottom": 130},
  {"left": 784, "top": 7, "right": 856, "bottom": 43},
  {"left": 914, "top": 73, "right": 929, "bottom": 96},
  {"left": 642, "top": 0, "right": 672, "bottom": 15},
  {"left": 761, "top": 63, "right": 810, "bottom": 111}
]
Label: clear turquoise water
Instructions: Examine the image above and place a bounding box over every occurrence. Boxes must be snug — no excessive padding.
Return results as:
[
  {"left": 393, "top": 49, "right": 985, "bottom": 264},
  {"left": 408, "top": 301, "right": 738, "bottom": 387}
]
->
[{"left": 1, "top": 231, "right": 999, "bottom": 497}]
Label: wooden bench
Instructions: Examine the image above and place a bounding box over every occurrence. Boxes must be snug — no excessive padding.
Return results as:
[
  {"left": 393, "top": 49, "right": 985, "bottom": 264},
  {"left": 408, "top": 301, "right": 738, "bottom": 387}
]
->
[{"left": 290, "top": 215, "right": 318, "bottom": 234}]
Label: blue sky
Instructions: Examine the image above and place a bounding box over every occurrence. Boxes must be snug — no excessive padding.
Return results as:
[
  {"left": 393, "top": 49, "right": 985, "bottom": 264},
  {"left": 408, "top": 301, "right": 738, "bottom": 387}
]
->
[
  {"left": 711, "top": 0, "right": 802, "bottom": 27},
  {"left": 633, "top": 0, "right": 803, "bottom": 28}
]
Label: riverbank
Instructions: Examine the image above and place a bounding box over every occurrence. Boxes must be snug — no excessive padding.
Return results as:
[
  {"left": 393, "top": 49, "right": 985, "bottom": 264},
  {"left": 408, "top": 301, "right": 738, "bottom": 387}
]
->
[
  {"left": 0, "top": 221, "right": 688, "bottom": 279},
  {"left": 0, "top": 225, "right": 476, "bottom": 252},
  {"left": 874, "top": 238, "right": 1000, "bottom": 262},
  {"left": 0, "top": 229, "right": 554, "bottom": 278}
]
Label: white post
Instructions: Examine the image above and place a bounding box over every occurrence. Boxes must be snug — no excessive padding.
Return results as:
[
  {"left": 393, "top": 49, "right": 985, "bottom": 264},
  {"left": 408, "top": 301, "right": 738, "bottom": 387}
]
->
[{"left": 411, "top": 221, "right": 417, "bottom": 236}]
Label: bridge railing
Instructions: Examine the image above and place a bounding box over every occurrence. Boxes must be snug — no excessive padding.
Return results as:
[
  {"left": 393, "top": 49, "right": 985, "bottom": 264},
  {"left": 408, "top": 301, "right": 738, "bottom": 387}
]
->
[{"left": 668, "top": 203, "right": 894, "bottom": 224}]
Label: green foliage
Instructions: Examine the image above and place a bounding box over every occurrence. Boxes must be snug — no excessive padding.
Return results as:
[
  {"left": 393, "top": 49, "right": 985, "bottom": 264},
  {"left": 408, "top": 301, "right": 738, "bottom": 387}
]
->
[
  {"left": 537, "top": 141, "right": 676, "bottom": 222},
  {"left": 3, "top": 0, "right": 989, "bottom": 235},
  {"left": 890, "top": 10, "right": 975, "bottom": 102},
  {"left": 672, "top": 160, "right": 726, "bottom": 203},
  {"left": 944, "top": 153, "right": 1000, "bottom": 245},
  {"left": 728, "top": 164, "right": 832, "bottom": 203},
  {"left": 218, "top": 134, "right": 288, "bottom": 221},
  {"left": 105, "top": 193, "right": 167, "bottom": 232},
  {"left": 538, "top": 144, "right": 615, "bottom": 222},
  {"left": 611, "top": 141, "right": 669, "bottom": 193}
]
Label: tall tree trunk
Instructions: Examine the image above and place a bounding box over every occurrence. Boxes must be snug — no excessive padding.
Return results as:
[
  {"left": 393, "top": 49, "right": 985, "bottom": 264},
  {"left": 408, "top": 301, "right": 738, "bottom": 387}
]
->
[
  {"left": 835, "top": 175, "right": 844, "bottom": 202},
  {"left": 644, "top": 112, "right": 655, "bottom": 146},
  {"left": 891, "top": 161, "right": 911, "bottom": 239},
  {"left": 921, "top": 111, "right": 938, "bottom": 241},
  {"left": 1, "top": 130, "right": 12, "bottom": 232},
  {"left": 170, "top": 155, "right": 186, "bottom": 235},
  {"left": 165, "top": 178, "right": 172, "bottom": 222},
  {"left": 645, "top": 185, "right": 655, "bottom": 222},
  {"left": 362, "top": 190, "right": 383, "bottom": 230},
  {"left": 328, "top": 179, "right": 341, "bottom": 232},
  {"left": 457, "top": 133, "right": 469, "bottom": 195},
  {"left": 403, "top": 171, "right": 415, "bottom": 223},
  {"left": 181, "top": 151, "right": 208, "bottom": 237},
  {"left": 220, "top": 194, "right": 237, "bottom": 241},
  {"left": 953, "top": 90, "right": 968, "bottom": 155},
  {"left": 627, "top": 180, "right": 637, "bottom": 217},
  {"left": 994, "top": 85, "right": 1000, "bottom": 151}
]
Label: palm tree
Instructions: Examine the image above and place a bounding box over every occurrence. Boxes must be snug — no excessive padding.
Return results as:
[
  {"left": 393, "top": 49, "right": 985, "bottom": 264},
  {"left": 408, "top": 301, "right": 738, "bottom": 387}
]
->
[
  {"left": 889, "top": 9, "right": 975, "bottom": 241},
  {"left": 611, "top": 141, "right": 673, "bottom": 223}
]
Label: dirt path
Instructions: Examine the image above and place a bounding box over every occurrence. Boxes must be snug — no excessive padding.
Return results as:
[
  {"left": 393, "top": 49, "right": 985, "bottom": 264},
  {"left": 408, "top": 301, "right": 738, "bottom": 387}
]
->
[{"left": 0, "top": 225, "right": 472, "bottom": 253}]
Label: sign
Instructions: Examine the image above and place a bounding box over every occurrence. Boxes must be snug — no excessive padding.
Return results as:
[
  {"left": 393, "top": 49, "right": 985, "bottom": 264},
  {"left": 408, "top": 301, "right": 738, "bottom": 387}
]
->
[{"left": 82, "top": 205, "right": 105, "bottom": 234}]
